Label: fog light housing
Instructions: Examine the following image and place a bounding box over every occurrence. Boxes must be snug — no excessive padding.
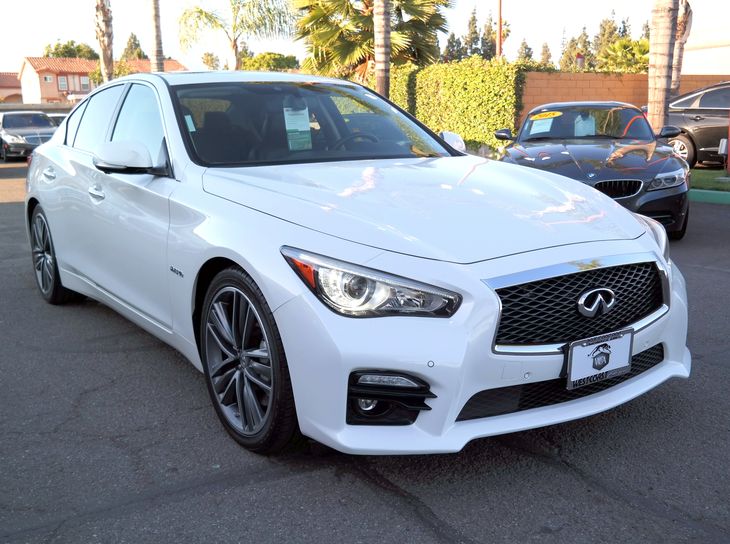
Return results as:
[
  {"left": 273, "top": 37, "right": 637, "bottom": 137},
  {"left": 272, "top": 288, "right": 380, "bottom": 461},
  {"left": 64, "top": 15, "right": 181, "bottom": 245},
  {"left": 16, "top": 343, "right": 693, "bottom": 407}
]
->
[{"left": 346, "top": 371, "right": 436, "bottom": 425}]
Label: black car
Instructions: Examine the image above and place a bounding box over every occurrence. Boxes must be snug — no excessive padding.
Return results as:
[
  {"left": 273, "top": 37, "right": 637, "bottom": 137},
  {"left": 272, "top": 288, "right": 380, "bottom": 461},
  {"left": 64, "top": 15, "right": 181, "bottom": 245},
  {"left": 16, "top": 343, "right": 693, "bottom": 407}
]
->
[
  {"left": 665, "top": 81, "right": 730, "bottom": 167},
  {"left": 495, "top": 101, "right": 690, "bottom": 239},
  {"left": 0, "top": 111, "right": 57, "bottom": 161}
]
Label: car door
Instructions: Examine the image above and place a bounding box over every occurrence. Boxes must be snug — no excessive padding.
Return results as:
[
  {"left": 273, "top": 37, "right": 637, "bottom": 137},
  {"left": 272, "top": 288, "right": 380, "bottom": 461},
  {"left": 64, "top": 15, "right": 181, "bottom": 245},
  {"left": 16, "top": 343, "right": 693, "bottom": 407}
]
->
[
  {"left": 684, "top": 86, "right": 730, "bottom": 156},
  {"left": 84, "top": 82, "right": 177, "bottom": 328},
  {"left": 41, "top": 84, "right": 126, "bottom": 278}
]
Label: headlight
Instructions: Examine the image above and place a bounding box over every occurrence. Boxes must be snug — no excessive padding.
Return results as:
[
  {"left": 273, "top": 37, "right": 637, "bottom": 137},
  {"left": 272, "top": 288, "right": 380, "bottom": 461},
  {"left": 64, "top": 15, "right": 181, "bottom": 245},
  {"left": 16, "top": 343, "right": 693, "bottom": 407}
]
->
[
  {"left": 647, "top": 167, "right": 687, "bottom": 191},
  {"left": 281, "top": 247, "right": 461, "bottom": 317},
  {"left": 633, "top": 213, "right": 670, "bottom": 262},
  {"left": 4, "top": 134, "right": 25, "bottom": 144}
]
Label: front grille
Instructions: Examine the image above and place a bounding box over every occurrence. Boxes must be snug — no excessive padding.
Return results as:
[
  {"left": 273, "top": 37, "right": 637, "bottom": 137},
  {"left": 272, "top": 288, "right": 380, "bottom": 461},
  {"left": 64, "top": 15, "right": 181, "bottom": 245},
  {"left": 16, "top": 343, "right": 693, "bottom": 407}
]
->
[
  {"left": 24, "top": 135, "right": 51, "bottom": 145},
  {"left": 457, "top": 344, "right": 664, "bottom": 421},
  {"left": 494, "top": 262, "right": 663, "bottom": 346},
  {"left": 594, "top": 179, "right": 643, "bottom": 198}
]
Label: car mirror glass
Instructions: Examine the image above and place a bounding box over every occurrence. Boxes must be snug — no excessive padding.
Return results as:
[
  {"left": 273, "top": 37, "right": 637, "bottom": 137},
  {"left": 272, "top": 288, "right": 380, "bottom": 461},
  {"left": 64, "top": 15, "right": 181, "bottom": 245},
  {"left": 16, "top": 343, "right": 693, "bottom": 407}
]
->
[{"left": 494, "top": 129, "right": 514, "bottom": 141}]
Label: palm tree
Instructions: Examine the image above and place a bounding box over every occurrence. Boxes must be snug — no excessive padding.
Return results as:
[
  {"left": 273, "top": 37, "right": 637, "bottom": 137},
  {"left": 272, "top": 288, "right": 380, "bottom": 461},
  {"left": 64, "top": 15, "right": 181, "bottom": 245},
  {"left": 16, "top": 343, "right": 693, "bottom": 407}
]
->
[
  {"left": 151, "top": 0, "right": 165, "bottom": 72},
  {"left": 597, "top": 37, "right": 649, "bottom": 73},
  {"left": 647, "top": 0, "right": 678, "bottom": 130},
  {"left": 94, "top": 0, "right": 114, "bottom": 82},
  {"left": 373, "top": 0, "right": 391, "bottom": 98},
  {"left": 179, "top": 0, "right": 293, "bottom": 71},
  {"left": 295, "top": 0, "right": 449, "bottom": 80},
  {"left": 670, "top": 0, "right": 692, "bottom": 98}
]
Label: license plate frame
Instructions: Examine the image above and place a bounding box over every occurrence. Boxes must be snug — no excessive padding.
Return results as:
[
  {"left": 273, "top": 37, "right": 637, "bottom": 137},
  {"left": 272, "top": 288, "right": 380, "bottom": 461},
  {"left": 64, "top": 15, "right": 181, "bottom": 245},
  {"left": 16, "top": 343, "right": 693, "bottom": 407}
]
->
[{"left": 566, "top": 329, "right": 633, "bottom": 390}]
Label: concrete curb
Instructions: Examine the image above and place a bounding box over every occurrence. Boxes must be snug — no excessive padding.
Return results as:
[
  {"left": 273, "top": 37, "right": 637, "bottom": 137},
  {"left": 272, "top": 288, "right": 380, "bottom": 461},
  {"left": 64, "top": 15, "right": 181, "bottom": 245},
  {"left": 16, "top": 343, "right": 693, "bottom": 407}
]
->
[{"left": 689, "top": 189, "right": 730, "bottom": 205}]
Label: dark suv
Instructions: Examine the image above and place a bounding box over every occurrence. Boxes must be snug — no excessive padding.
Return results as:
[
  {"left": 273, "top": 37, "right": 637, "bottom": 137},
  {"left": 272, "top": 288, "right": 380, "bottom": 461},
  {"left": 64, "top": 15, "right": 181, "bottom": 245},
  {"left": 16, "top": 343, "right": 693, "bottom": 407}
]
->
[{"left": 666, "top": 81, "right": 730, "bottom": 167}]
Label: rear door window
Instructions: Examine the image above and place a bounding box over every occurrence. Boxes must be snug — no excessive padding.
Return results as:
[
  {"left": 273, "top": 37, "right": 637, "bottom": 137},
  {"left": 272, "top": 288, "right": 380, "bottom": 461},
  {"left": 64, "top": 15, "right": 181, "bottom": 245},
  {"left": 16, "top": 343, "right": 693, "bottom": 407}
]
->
[
  {"left": 698, "top": 87, "right": 730, "bottom": 109},
  {"left": 73, "top": 84, "right": 125, "bottom": 152}
]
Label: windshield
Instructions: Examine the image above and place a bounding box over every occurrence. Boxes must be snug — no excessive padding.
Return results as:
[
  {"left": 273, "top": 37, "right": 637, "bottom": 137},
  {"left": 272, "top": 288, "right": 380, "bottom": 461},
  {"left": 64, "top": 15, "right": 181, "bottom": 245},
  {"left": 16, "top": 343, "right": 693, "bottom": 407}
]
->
[
  {"left": 172, "top": 82, "right": 450, "bottom": 166},
  {"left": 519, "top": 105, "right": 654, "bottom": 142},
  {"left": 3, "top": 113, "right": 55, "bottom": 129}
]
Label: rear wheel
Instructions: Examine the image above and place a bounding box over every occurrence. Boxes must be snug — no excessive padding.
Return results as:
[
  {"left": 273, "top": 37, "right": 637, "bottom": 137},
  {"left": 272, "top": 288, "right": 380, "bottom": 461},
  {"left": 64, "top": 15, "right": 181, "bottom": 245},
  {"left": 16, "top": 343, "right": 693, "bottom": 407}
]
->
[
  {"left": 30, "top": 206, "right": 81, "bottom": 304},
  {"left": 669, "top": 134, "right": 696, "bottom": 167},
  {"left": 200, "top": 267, "right": 299, "bottom": 454}
]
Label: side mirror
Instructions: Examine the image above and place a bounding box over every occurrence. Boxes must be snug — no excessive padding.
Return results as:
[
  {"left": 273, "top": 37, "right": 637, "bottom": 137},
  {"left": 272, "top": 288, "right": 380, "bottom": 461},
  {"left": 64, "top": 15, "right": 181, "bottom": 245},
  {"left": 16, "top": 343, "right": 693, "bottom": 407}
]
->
[
  {"left": 494, "top": 128, "right": 514, "bottom": 141},
  {"left": 439, "top": 131, "right": 466, "bottom": 153},
  {"left": 657, "top": 126, "right": 681, "bottom": 139},
  {"left": 93, "top": 141, "right": 157, "bottom": 175}
]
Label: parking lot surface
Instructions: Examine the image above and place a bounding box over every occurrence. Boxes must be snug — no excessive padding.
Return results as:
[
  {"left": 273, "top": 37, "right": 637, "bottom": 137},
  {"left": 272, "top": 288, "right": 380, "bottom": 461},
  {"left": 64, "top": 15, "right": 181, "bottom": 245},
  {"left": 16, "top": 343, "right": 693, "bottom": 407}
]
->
[{"left": 1, "top": 162, "right": 729, "bottom": 543}]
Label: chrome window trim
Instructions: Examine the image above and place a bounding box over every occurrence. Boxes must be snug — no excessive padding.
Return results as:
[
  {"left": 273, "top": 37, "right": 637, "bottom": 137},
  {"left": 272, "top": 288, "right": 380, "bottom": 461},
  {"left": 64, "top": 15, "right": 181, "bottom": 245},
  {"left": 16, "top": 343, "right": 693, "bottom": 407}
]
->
[{"left": 483, "top": 251, "right": 670, "bottom": 356}]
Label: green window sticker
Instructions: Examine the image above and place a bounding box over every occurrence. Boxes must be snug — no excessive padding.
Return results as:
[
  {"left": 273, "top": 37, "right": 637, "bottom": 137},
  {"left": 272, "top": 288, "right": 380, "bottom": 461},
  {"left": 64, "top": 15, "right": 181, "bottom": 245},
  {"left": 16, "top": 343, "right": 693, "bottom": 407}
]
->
[{"left": 283, "top": 98, "right": 312, "bottom": 151}]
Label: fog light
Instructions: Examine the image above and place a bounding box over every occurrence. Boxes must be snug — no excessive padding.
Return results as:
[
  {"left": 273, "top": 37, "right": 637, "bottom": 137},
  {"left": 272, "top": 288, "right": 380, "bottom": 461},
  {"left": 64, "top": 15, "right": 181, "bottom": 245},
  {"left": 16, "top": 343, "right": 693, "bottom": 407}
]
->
[
  {"left": 357, "top": 374, "right": 420, "bottom": 388},
  {"left": 357, "top": 398, "right": 379, "bottom": 412}
]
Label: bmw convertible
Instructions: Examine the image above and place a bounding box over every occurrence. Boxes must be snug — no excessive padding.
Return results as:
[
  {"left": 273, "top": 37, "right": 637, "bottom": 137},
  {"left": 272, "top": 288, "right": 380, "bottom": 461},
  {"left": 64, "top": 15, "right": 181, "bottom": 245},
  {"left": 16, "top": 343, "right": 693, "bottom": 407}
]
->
[
  {"left": 25, "top": 74, "right": 690, "bottom": 454},
  {"left": 495, "top": 102, "right": 690, "bottom": 240}
]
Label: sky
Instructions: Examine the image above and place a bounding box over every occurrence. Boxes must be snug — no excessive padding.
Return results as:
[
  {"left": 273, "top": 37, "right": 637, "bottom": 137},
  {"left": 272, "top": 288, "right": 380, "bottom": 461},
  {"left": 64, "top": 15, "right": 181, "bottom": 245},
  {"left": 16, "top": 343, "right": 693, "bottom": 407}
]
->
[{"left": 0, "top": 0, "right": 723, "bottom": 74}]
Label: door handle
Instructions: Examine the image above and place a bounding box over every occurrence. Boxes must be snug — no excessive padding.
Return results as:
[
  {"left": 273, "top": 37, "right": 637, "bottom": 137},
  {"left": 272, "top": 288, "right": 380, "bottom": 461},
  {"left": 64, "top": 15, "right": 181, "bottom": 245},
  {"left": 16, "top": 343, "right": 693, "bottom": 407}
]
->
[
  {"left": 691, "top": 115, "right": 704, "bottom": 121},
  {"left": 41, "top": 167, "right": 56, "bottom": 180},
  {"left": 88, "top": 184, "right": 105, "bottom": 200}
]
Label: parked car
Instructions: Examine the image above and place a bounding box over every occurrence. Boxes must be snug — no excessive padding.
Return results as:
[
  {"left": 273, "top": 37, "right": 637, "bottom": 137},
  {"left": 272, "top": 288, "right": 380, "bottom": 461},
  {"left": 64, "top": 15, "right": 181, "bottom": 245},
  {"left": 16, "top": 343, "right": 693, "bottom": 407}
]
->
[
  {"left": 25, "top": 73, "right": 690, "bottom": 455},
  {"left": 665, "top": 81, "right": 730, "bottom": 167},
  {"left": 47, "top": 113, "right": 68, "bottom": 127},
  {"left": 495, "top": 101, "right": 690, "bottom": 239},
  {"left": 0, "top": 111, "right": 57, "bottom": 161}
]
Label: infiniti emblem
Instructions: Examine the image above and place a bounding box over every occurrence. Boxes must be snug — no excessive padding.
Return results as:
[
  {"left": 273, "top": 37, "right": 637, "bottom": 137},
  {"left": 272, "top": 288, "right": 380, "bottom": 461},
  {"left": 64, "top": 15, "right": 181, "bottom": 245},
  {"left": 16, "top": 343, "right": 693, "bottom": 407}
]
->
[{"left": 577, "top": 288, "right": 616, "bottom": 318}]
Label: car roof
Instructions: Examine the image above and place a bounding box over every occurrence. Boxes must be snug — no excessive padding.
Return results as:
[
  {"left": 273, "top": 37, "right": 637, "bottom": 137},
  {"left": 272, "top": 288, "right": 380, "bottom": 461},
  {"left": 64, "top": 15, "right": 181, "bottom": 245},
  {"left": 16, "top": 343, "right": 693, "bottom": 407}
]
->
[
  {"left": 115, "top": 71, "right": 356, "bottom": 88},
  {"left": 528, "top": 101, "right": 640, "bottom": 114},
  {"left": 671, "top": 80, "right": 730, "bottom": 102}
]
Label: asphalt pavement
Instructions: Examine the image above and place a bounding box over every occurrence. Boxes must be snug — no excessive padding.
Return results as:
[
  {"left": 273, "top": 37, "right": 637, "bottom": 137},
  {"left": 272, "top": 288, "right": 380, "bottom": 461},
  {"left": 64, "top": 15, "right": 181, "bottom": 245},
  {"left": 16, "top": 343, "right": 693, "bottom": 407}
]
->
[{"left": 1, "top": 164, "right": 729, "bottom": 543}]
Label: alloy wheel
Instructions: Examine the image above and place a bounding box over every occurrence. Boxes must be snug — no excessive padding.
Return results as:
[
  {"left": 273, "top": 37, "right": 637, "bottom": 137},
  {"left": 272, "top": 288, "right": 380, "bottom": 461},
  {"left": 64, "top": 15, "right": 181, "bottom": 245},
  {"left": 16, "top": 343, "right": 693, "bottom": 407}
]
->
[
  {"left": 31, "top": 211, "right": 55, "bottom": 296},
  {"left": 204, "top": 286, "right": 274, "bottom": 435},
  {"left": 671, "top": 139, "right": 688, "bottom": 160}
]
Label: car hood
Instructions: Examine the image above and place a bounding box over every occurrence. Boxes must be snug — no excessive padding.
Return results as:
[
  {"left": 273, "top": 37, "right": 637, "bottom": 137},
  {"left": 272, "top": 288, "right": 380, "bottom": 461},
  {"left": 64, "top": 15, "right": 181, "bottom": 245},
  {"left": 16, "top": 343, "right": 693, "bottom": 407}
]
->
[
  {"left": 202, "top": 155, "right": 644, "bottom": 264},
  {"left": 503, "top": 139, "right": 679, "bottom": 181}
]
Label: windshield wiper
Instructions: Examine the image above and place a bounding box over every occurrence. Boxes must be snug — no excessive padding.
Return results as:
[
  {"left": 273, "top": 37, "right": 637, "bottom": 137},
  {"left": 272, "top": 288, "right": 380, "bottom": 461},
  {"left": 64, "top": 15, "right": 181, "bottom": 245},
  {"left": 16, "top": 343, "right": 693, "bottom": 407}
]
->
[{"left": 522, "top": 136, "right": 559, "bottom": 142}]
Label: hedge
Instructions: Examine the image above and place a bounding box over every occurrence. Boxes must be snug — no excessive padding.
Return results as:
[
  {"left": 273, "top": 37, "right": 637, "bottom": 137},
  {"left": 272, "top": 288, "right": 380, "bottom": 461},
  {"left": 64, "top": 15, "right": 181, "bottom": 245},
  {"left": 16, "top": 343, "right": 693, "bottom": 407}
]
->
[{"left": 364, "top": 56, "right": 540, "bottom": 152}]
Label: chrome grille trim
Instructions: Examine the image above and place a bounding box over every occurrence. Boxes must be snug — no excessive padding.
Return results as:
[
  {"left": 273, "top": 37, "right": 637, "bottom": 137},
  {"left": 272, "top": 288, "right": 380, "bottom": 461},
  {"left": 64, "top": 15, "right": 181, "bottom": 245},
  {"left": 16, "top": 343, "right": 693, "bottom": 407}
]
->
[
  {"left": 593, "top": 179, "right": 643, "bottom": 199},
  {"left": 483, "top": 252, "right": 670, "bottom": 355}
]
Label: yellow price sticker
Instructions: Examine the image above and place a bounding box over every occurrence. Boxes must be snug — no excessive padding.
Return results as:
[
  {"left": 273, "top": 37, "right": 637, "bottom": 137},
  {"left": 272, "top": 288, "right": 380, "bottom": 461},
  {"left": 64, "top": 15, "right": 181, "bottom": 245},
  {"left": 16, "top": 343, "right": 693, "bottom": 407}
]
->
[{"left": 530, "top": 111, "right": 563, "bottom": 121}]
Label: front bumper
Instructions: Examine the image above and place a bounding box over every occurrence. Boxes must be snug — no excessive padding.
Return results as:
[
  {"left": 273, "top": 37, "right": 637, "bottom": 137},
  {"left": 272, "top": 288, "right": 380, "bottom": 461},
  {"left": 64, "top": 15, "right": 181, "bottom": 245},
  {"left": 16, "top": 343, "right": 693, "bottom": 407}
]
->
[
  {"left": 274, "top": 241, "right": 690, "bottom": 455},
  {"left": 2, "top": 141, "right": 38, "bottom": 158}
]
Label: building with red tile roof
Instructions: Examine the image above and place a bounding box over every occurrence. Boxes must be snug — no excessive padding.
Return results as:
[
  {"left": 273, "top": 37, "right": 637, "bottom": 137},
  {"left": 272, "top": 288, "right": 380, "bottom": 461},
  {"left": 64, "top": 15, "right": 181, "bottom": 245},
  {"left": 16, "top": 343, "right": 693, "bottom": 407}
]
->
[
  {"left": 0, "top": 73, "right": 22, "bottom": 103},
  {"left": 18, "top": 57, "right": 187, "bottom": 104}
]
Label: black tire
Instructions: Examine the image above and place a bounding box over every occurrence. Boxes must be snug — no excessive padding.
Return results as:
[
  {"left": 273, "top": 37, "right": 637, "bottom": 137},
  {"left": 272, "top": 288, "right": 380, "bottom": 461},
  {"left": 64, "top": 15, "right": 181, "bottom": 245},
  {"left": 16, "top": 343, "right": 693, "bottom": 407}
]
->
[
  {"left": 29, "top": 206, "right": 81, "bottom": 304},
  {"left": 199, "top": 267, "right": 299, "bottom": 454},
  {"left": 0, "top": 142, "right": 7, "bottom": 162},
  {"left": 669, "top": 134, "right": 696, "bottom": 168},
  {"left": 668, "top": 208, "right": 689, "bottom": 241}
]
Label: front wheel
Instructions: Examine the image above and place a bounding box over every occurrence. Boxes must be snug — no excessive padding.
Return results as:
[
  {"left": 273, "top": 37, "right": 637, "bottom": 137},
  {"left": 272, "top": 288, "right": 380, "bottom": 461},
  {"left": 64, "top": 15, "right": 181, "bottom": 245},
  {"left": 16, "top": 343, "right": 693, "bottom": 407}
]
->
[{"left": 200, "top": 267, "right": 299, "bottom": 454}]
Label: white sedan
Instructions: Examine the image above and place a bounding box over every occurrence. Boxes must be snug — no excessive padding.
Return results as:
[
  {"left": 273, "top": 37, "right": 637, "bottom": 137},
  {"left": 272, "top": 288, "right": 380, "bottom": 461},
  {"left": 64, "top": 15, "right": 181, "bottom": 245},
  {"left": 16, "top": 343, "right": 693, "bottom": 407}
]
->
[{"left": 25, "top": 72, "right": 691, "bottom": 454}]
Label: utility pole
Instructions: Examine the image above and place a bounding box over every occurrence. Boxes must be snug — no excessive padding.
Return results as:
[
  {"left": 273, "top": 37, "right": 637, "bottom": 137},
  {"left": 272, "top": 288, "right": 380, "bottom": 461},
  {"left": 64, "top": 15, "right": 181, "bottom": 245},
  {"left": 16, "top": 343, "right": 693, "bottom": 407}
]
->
[{"left": 496, "top": 0, "right": 503, "bottom": 58}]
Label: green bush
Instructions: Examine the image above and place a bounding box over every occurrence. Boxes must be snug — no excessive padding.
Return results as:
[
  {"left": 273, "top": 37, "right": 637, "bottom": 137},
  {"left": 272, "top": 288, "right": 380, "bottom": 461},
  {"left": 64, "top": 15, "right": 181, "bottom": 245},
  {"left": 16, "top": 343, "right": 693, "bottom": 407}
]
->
[{"left": 363, "top": 57, "right": 541, "bottom": 152}]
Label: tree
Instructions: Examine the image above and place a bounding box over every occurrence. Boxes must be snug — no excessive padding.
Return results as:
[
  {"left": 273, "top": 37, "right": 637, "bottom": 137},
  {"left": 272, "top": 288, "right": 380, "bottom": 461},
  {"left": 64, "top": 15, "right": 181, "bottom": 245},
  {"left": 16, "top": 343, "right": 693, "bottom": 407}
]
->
[
  {"left": 593, "top": 14, "right": 619, "bottom": 70},
  {"left": 201, "top": 52, "right": 220, "bottom": 70},
  {"left": 374, "top": 0, "right": 391, "bottom": 98},
  {"left": 559, "top": 27, "right": 593, "bottom": 71},
  {"left": 517, "top": 39, "right": 533, "bottom": 61},
  {"left": 597, "top": 37, "right": 649, "bottom": 73},
  {"left": 540, "top": 42, "right": 552, "bottom": 67},
  {"left": 441, "top": 32, "right": 463, "bottom": 62},
  {"left": 95, "top": 0, "right": 114, "bottom": 82},
  {"left": 120, "top": 33, "right": 148, "bottom": 60},
  {"left": 179, "top": 0, "right": 293, "bottom": 71},
  {"left": 618, "top": 17, "right": 631, "bottom": 37},
  {"left": 479, "top": 13, "right": 509, "bottom": 61},
  {"left": 647, "top": 0, "right": 678, "bottom": 129},
  {"left": 670, "top": 0, "right": 692, "bottom": 98},
  {"left": 241, "top": 52, "right": 299, "bottom": 71},
  {"left": 89, "top": 60, "right": 136, "bottom": 84},
  {"left": 642, "top": 20, "right": 650, "bottom": 40},
  {"left": 462, "top": 9, "right": 480, "bottom": 57},
  {"left": 43, "top": 40, "right": 99, "bottom": 60},
  {"left": 151, "top": 0, "right": 165, "bottom": 72},
  {"left": 295, "top": 0, "right": 449, "bottom": 79}
]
